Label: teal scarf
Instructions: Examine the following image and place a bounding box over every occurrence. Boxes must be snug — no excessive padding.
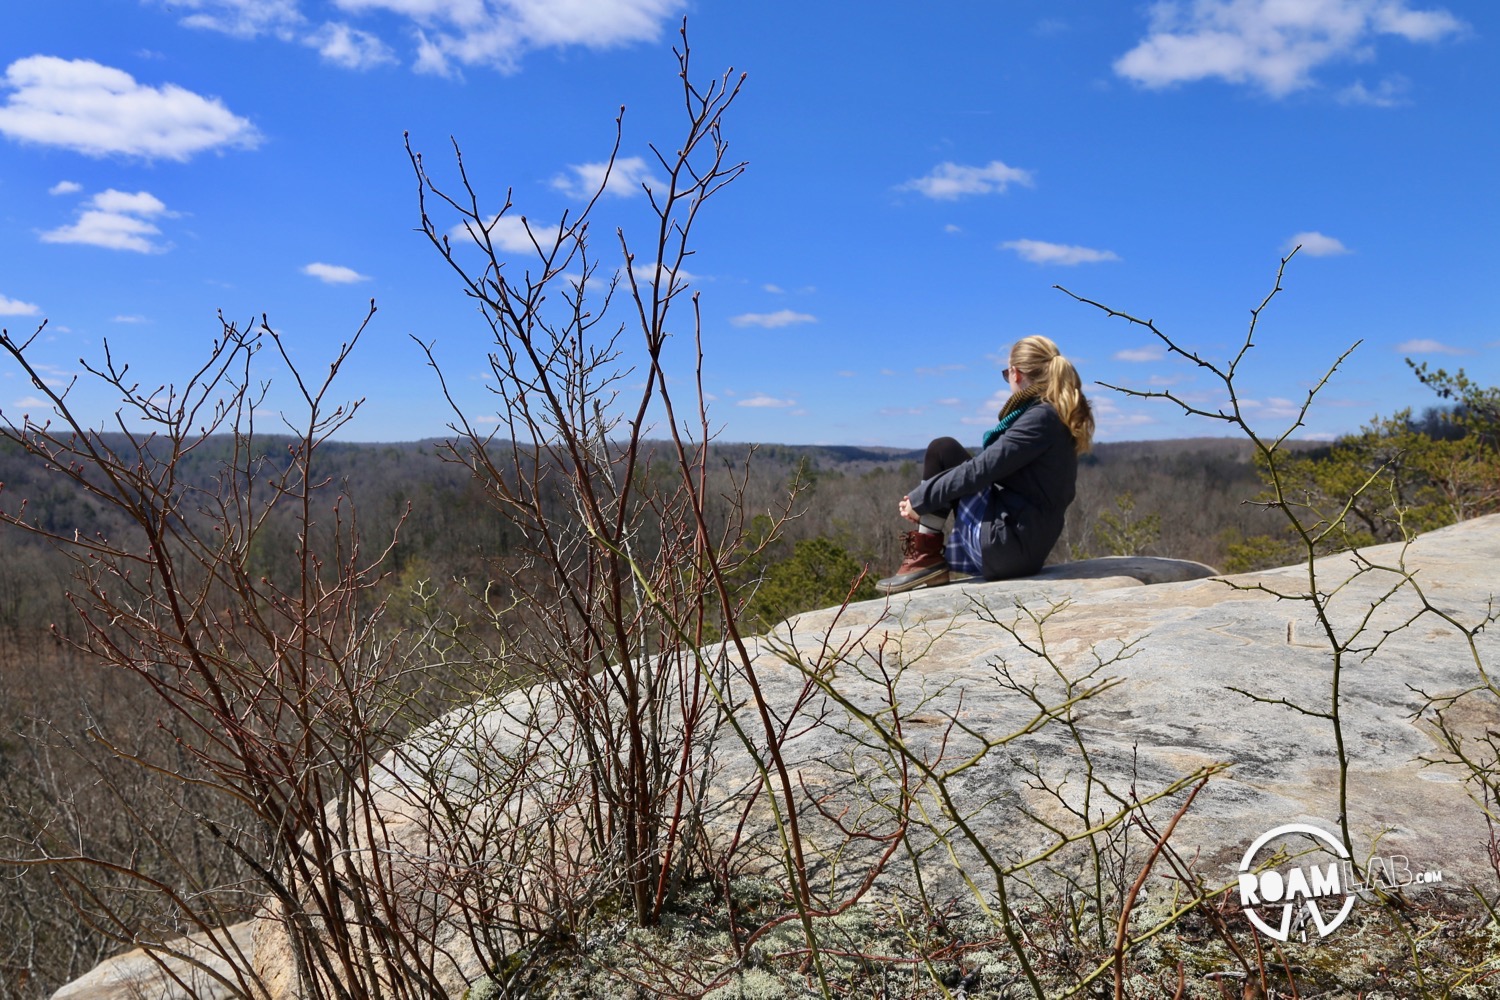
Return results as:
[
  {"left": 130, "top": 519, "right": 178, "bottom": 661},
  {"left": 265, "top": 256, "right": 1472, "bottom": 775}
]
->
[{"left": 981, "top": 385, "right": 1042, "bottom": 449}]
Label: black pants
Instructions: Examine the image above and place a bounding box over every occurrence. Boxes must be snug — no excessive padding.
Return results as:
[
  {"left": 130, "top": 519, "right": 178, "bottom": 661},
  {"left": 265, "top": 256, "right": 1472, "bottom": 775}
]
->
[{"left": 920, "top": 436, "right": 972, "bottom": 518}]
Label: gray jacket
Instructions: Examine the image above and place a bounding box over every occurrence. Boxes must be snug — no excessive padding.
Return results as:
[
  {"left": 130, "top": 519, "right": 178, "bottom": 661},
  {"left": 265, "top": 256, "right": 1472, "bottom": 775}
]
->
[{"left": 907, "top": 402, "right": 1078, "bottom": 579}]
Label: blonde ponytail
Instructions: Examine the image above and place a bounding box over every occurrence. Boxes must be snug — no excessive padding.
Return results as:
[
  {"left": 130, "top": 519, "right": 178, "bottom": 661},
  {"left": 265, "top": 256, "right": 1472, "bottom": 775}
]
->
[{"left": 1010, "top": 335, "right": 1095, "bottom": 454}]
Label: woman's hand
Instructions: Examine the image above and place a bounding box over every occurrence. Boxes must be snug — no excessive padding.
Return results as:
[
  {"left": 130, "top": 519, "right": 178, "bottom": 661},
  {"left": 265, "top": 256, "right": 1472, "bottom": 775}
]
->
[{"left": 899, "top": 495, "right": 919, "bottom": 523}]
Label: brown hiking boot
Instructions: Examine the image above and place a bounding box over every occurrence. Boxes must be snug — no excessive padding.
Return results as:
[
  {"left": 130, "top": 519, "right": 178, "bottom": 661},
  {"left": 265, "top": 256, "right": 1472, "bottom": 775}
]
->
[{"left": 875, "top": 531, "right": 948, "bottom": 594}]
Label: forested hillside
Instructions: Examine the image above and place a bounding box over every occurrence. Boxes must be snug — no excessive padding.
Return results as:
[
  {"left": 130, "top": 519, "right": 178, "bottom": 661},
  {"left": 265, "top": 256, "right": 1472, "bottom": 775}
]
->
[{"left": 0, "top": 433, "right": 1277, "bottom": 644}]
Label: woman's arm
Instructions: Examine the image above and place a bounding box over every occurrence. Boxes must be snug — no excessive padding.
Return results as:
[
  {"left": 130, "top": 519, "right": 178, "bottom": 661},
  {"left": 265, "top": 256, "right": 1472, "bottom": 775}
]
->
[{"left": 907, "top": 405, "right": 1060, "bottom": 514}]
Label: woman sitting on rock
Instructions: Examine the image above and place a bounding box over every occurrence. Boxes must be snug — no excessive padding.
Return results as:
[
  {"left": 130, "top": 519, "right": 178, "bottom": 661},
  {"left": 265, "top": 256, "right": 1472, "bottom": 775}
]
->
[{"left": 876, "top": 334, "right": 1094, "bottom": 594}]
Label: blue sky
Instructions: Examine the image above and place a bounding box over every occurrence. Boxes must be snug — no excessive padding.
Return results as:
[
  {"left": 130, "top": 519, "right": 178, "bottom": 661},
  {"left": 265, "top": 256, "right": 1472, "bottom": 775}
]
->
[{"left": 1, "top": 0, "right": 1495, "bottom": 446}]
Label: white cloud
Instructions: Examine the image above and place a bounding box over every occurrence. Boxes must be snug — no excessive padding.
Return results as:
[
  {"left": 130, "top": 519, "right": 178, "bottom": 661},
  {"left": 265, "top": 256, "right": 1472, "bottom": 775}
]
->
[
  {"left": 48, "top": 180, "right": 81, "bottom": 195},
  {"left": 112, "top": 314, "right": 149, "bottom": 324},
  {"left": 11, "top": 396, "right": 50, "bottom": 410},
  {"left": 1287, "top": 230, "right": 1352, "bottom": 256},
  {"left": 1089, "top": 393, "right": 1160, "bottom": 431},
  {"left": 41, "top": 189, "right": 173, "bottom": 253},
  {"left": 303, "top": 262, "right": 371, "bottom": 283},
  {"left": 1102, "top": 412, "right": 1159, "bottom": 430},
  {"left": 93, "top": 190, "right": 169, "bottom": 215},
  {"left": 1001, "top": 239, "right": 1120, "bottom": 266},
  {"left": 915, "top": 363, "right": 965, "bottom": 376},
  {"left": 763, "top": 283, "right": 784, "bottom": 294},
  {"left": 729, "top": 309, "right": 816, "bottom": 329},
  {"left": 1397, "top": 338, "right": 1467, "bottom": 355},
  {"left": 0, "top": 294, "right": 40, "bottom": 316},
  {"left": 1373, "top": 5, "right": 1465, "bottom": 41},
  {"left": 307, "top": 22, "right": 397, "bottom": 68},
  {"left": 964, "top": 394, "right": 1031, "bottom": 427},
  {"left": 0, "top": 56, "right": 260, "bottom": 160},
  {"left": 634, "top": 262, "right": 697, "bottom": 288},
  {"left": 737, "top": 394, "right": 797, "bottom": 408},
  {"left": 550, "top": 155, "right": 661, "bottom": 199},
  {"left": 1238, "top": 396, "right": 1303, "bottom": 419},
  {"left": 1114, "top": 345, "right": 1164, "bottom": 362},
  {"left": 1115, "top": 0, "right": 1465, "bottom": 97},
  {"left": 19, "top": 361, "right": 75, "bottom": 387},
  {"left": 413, "top": 31, "right": 452, "bottom": 75},
  {"left": 450, "top": 214, "right": 542, "bottom": 253},
  {"left": 1338, "top": 75, "right": 1412, "bottom": 106},
  {"left": 165, "top": 0, "right": 305, "bottom": 38},
  {"left": 385, "top": 0, "right": 682, "bottom": 74},
  {"left": 899, "top": 160, "right": 1034, "bottom": 200},
  {"left": 943, "top": 223, "right": 963, "bottom": 234}
]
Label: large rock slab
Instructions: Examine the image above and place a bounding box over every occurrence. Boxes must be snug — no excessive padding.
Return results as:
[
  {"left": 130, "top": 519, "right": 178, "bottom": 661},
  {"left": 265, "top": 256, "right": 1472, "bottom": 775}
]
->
[
  {"left": 776, "top": 518, "right": 1500, "bottom": 890},
  {"left": 50, "top": 923, "right": 255, "bottom": 1000}
]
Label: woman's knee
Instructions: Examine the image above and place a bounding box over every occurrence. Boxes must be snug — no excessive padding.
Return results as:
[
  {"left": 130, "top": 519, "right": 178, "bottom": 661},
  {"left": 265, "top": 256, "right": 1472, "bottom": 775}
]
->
[{"left": 924, "top": 436, "right": 970, "bottom": 478}]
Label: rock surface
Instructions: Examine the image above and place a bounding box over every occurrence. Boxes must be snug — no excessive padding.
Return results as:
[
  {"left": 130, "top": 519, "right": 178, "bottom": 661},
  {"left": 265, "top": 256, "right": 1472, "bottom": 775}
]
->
[
  {"left": 771, "top": 520, "right": 1499, "bottom": 890},
  {"left": 52, "top": 520, "right": 1500, "bottom": 997},
  {"left": 51, "top": 923, "right": 255, "bottom": 1000}
]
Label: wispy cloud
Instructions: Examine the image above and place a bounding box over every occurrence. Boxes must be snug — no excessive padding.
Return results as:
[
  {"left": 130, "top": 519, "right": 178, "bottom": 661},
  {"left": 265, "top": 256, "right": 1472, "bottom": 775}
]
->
[
  {"left": 164, "top": 0, "right": 303, "bottom": 38},
  {"left": 307, "top": 22, "right": 396, "bottom": 69},
  {"left": 1397, "top": 338, "right": 1468, "bottom": 355},
  {"left": 730, "top": 309, "right": 816, "bottom": 329},
  {"left": 1001, "top": 239, "right": 1120, "bottom": 266},
  {"left": 1338, "top": 75, "right": 1412, "bottom": 107},
  {"left": 0, "top": 294, "right": 40, "bottom": 316},
  {"left": 628, "top": 263, "right": 698, "bottom": 292},
  {"left": 915, "top": 363, "right": 965, "bottom": 377},
  {"left": 1238, "top": 396, "right": 1304, "bottom": 420},
  {"left": 550, "top": 155, "right": 662, "bottom": 199},
  {"left": 18, "top": 361, "right": 76, "bottom": 388},
  {"left": 0, "top": 56, "right": 259, "bottom": 160},
  {"left": 1114, "top": 345, "right": 1163, "bottom": 362},
  {"left": 899, "top": 160, "right": 1034, "bottom": 200},
  {"left": 737, "top": 394, "right": 797, "bottom": 408},
  {"left": 449, "top": 214, "right": 555, "bottom": 255},
  {"left": 1090, "top": 393, "right": 1159, "bottom": 431},
  {"left": 48, "top": 180, "right": 81, "bottom": 195},
  {"left": 1287, "top": 231, "right": 1352, "bottom": 256},
  {"left": 303, "top": 262, "right": 371, "bottom": 284},
  {"left": 1115, "top": 0, "right": 1464, "bottom": 97},
  {"left": 159, "top": 0, "right": 682, "bottom": 75},
  {"left": 964, "top": 392, "right": 1039, "bottom": 427},
  {"left": 41, "top": 189, "right": 174, "bottom": 253},
  {"left": 112, "top": 314, "right": 149, "bottom": 324}
]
